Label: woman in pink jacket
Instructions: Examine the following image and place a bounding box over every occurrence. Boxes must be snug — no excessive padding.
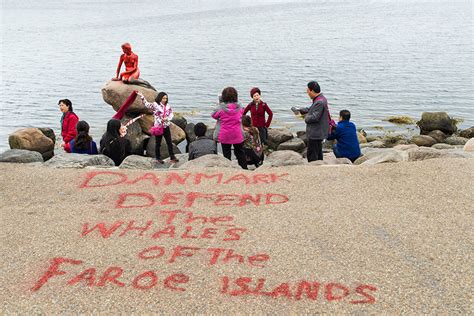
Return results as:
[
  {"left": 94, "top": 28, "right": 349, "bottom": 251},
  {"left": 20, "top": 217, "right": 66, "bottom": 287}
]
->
[{"left": 212, "top": 87, "right": 247, "bottom": 169}]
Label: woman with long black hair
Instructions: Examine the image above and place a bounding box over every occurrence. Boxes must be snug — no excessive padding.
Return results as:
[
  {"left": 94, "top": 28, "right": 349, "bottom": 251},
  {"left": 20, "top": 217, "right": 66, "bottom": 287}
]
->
[
  {"left": 100, "top": 119, "right": 131, "bottom": 166},
  {"left": 69, "top": 121, "right": 98, "bottom": 154}
]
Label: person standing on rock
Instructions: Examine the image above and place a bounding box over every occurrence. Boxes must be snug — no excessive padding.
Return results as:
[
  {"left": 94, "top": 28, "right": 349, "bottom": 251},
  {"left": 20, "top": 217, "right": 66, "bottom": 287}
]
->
[
  {"left": 291, "top": 81, "right": 330, "bottom": 162},
  {"left": 58, "top": 99, "right": 79, "bottom": 153},
  {"left": 137, "top": 91, "right": 179, "bottom": 164},
  {"left": 243, "top": 87, "right": 273, "bottom": 145},
  {"left": 100, "top": 119, "right": 131, "bottom": 166},
  {"left": 212, "top": 87, "right": 247, "bottom": 169}
]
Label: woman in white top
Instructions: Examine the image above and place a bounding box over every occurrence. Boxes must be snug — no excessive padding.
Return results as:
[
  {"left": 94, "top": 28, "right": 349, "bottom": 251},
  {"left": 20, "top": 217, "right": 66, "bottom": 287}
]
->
[{"left": 138, "top": 91, "right": 178, "bottom": 164}]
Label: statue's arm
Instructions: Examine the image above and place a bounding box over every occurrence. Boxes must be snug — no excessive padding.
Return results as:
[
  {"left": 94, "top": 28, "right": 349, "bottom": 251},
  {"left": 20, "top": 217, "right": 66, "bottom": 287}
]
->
[{"left": 115, "top": 55, "right": 124, "bottom": 78}]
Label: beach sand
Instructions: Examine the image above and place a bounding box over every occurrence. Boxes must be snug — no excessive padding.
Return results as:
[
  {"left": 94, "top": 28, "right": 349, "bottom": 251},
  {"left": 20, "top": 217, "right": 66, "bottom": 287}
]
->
[{"left": 1, "top": 158, "right": 472, "bottom": 314}]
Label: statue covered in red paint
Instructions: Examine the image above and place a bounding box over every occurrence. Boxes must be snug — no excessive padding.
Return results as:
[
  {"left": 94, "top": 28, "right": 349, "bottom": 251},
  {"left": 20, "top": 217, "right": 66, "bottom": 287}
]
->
[{"left": 113, "top": 43, "right": 140, "bottom": 82}]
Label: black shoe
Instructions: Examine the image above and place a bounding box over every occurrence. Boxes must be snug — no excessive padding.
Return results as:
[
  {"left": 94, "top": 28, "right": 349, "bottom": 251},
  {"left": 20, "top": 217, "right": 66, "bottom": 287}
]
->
[{"left": 156, "top": 159, "right": 164, "bottom": 164}]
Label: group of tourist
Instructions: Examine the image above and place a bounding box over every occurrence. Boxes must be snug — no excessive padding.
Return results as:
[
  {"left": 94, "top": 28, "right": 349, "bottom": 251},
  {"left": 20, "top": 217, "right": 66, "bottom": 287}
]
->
[{"left": 58, "top": 80, "right": 361, "bottom": 168}]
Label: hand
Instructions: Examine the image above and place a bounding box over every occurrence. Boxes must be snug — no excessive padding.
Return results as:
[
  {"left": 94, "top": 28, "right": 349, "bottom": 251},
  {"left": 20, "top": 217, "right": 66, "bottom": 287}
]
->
[
  {"left": 120, "top": 126, "right": 127, "bottom": 137},
  {"left": 60, "top": 142, "right": 65, "bottom": 148},
  {"left": 291, "top": 106, "right": 300, "bottom": 114}
]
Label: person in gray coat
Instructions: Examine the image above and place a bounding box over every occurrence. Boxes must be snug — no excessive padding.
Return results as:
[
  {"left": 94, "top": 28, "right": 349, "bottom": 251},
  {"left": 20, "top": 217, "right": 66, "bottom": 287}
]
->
[
  {"left": 188, "top": 123, "right": 218, "bottom": 160},
  {"left": 292, "top": 81, "right": 330, "bottom": 162}
]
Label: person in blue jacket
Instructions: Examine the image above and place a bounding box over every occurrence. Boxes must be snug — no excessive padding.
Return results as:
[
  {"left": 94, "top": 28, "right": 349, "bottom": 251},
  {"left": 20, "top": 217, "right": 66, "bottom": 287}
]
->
[{"left": 327, "top": 110, "right": 361, "bottom": 162}]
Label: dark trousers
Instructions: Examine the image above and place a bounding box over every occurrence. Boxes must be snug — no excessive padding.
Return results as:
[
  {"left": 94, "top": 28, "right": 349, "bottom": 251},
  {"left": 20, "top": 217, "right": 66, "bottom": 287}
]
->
[
  {"left": 244, "top": 148, "right": 263, "bottom": 168},
  {"left": 257, "top": 126, "right": 268, "bottom": 145},
  {"left": 221, "top": 143, "right": 247, "bottom": 169},
  {"left": 307, "top": 139, "right": 323, "bottom": 162},
  {"left": 155, "top": 127, "right": 176, "bottom": 160}
]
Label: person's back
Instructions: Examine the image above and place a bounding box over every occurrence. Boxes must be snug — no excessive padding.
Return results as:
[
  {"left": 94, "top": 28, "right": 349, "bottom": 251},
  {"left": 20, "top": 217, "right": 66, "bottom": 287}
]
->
[
  {"left": 70, "top": 121, "right": 98, "bottom": 155},
  {"left": 188, "top": 123, "right": 217, "bottom": 160},
  {"left": 327, "top": 110, "right": 361, "bottom": 162}
]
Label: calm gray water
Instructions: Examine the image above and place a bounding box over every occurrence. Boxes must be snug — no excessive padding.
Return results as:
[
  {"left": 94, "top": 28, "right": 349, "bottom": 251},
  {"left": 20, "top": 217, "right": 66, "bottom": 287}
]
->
[{"left": 1, "top": 0, "right": 473, "bottom": 152}]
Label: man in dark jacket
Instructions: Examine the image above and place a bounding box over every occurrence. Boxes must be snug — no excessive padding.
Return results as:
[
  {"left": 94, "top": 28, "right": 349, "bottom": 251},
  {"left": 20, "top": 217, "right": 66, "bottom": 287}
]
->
[
  {"left": 292, "top": 81, "right": 329, "bottom": 162},
  {"left": 188, "top": 123, "right": 218, "bottom": 160},
  {"left": 327, "top": 110, "right": 361, "bottom": 162}
]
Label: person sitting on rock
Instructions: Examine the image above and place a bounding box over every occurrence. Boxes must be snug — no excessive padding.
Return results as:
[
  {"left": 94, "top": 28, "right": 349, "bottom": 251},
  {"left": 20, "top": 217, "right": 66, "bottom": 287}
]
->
[
  {"left": 58, "top": 98, "right": 79, "bottom": 153},
  {"left": 112, "top": 43, "right": 140, "bottom": 83},
  {"left": 327, "top": 110, "right": 361, "bottom": 162},
  {"left": 100, "top": 119, "right": 131, "bottom": 166},
  {"left": 242, "top": 115, "right": 264, "bottom": 168},
  {"left": 69, "top": 121, "right": 98, "bottom": 155},
  {"left": 188, "top": 123, "right": 217, "bottom": 160}
]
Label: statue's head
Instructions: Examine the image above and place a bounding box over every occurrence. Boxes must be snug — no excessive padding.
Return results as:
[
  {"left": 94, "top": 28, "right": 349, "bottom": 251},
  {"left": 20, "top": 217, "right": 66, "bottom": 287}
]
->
[{"left": 121, "top": 43, "right": 132, "bottom": 54}]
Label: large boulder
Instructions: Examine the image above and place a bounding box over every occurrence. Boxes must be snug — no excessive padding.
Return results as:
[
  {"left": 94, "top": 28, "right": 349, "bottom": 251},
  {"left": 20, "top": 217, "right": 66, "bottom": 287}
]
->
[
  {"left": 444, "top": 136, "right": 468, "bottom": 146},
  {"left": 411, "top": 135, "right": 437, "bottom": 147},
  {"left": 9, "top": 128, "right": 55, "bottom": 161},
  {"left": 101, "top": 80, "right": 157, "bottom": 114},
  {"left": 393, "top": 144, "right": 418, "bottom": 151},
  {"left": 44, "top": 153, "right": 115, "bottom": 168},
  {"left": 139, "top": 116, "right": 186, "bottom": 144},
  {"left": 164, "top": 153, "right": 189, "bottom": 169},
  {"left": 431, "top": 143, "right": 454, "bottom": 150},
  {"left": 121, "top": 115, "right": 148, "bottom": 155},
  {"left": 119, "top": 155, "right": 166, "bottom": 170},
  {"left": 267, "top": 128, "right": 293, "bottom": 150},
  {"left": 38, "top": 127, "right": 56, "bottom": 145},
  {"left": 463, "top": 138, "right": 474, "bottom": 152},
  {"left": 145, "top": 136, "right": 181, "bottom": 159},
  {"left": 459, "top": 127, "right": 474, "bottom": 139},
  {"left": 179, "top": 154, "right": 238, "bottom": 170},
  {"left": 416, "top": 112, "right": 457, "bottom": 135},
  {"left": 0, "top": 149, "right": 43, "bottom": 163},
  {"left": 262, "top": 150, "right": 306, "bottom": 167},
  {"left": 277, "top": 138, "right": 306, "bottom": 152}
]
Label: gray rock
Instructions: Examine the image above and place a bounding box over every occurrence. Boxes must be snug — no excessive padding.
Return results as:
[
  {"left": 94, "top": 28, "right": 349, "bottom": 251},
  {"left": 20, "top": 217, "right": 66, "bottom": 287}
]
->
[
  {"left": 9, "top": 128, "right": 55, "bottom": 161},
  {"left": 296, "top": 131, "right": 308, "bottom": 145},
  {"left": 146, "top": 136, "right": 182, "bottom": 159},
  {"left": 382, "top": 134, "right": 407, "bottom": 148},
  {"left": 119, "top": 155, "right": 165, "bottom": 170},
  {"left": 263, "top": 150, "right": 306, "bottom": 167},
  {"left": 365, "top": 135, "right": 381, "bottom": 142},
  {"left": 444, "top": 136, "right": 468, "bottom": 146},
  {"left": 185, "top": 123, "right": 197, "bottom": 143},
  {"left": 407, "top": 147, "right": 442, "bottom": 161},
  {"left": 459, "top": 126, "right": 474, "bottom": 139},
  {"left": 355, "top": 149, "right": 408, "bottom": 165},
  {"left": 171, "top": 114, "right": 187, "bottom": 131},
  {"left": 267, "top": 128, "right": 293, "bottom": 150},
  {"left": 312, "top": 154, "right": 353, "bottom": 166},
  {"left": 121, "top": 115, "right": 147, "bottom": 155},
  {"left": 416, "top": 112, "right": 457, "bottom": 135},
  {"left": 431, "top": 143, "right": 454, "bottom": 150},
  {"left": 277, "top": 138, "right": 306, "bottom": 152},
  {"left": 44, "top": 153, "right": 115, "bottom": 168},
  {"left": 411, "top": 135, "right": 437, "bottom": 147},
  {"left": 0, "top": 149, "right": 44, "bottom": 163},
  {"left": 464, "top": 138, "right": 474, "bottom": 152},
  {"left": 427, "top": 130, "right": 447, "bottom": 143},
  {"left": 179, "top": 154, "right": 239, "bottom": 169},
  {"left": 360, "top": 140, "right": 385, "bottom": 148}
]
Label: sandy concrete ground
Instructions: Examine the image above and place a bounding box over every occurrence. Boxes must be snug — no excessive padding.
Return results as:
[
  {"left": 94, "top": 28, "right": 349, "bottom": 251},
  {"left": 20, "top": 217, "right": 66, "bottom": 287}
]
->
[{"left": 1, "top": 158, "right": 473, "bottom": 314}]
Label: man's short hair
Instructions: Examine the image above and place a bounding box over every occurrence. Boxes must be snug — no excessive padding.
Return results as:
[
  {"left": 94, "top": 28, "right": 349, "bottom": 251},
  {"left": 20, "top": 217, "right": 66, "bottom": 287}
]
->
[
  {"left": 339, "top": 110, "right": 351, "bottom": 121},
  {"left": 194, "top": 122, "right": 207, "bottom": 137},
  {"left": 307, "top": 81, "right": 321, "bottom": 93}
]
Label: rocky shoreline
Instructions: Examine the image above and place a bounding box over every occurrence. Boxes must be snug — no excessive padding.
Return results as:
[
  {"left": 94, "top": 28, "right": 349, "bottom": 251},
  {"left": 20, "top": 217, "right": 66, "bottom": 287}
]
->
[{"left": 1, "top": 81, "right": 473, "bottom": 169}]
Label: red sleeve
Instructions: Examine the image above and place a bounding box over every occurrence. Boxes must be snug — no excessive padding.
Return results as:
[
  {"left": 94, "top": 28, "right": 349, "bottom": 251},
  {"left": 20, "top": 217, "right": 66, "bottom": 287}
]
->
[
  {"left": 62, "top": 113, "right": 79, "bottom": 143},
  {"left": 243, "top": 103, "right": 251, "bottom": 115},
  {"left": 64, "top": 142, "right": 71, "bottom": 153},
  {"left": 264, "top": 103, "right": 273, "bottom": 127}
]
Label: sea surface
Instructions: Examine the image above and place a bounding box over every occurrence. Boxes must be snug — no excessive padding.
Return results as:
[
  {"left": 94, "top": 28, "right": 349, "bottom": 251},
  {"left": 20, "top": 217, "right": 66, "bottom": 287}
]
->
[{"left": 1, "top": 0, "right": 473, "bottom": 152}]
